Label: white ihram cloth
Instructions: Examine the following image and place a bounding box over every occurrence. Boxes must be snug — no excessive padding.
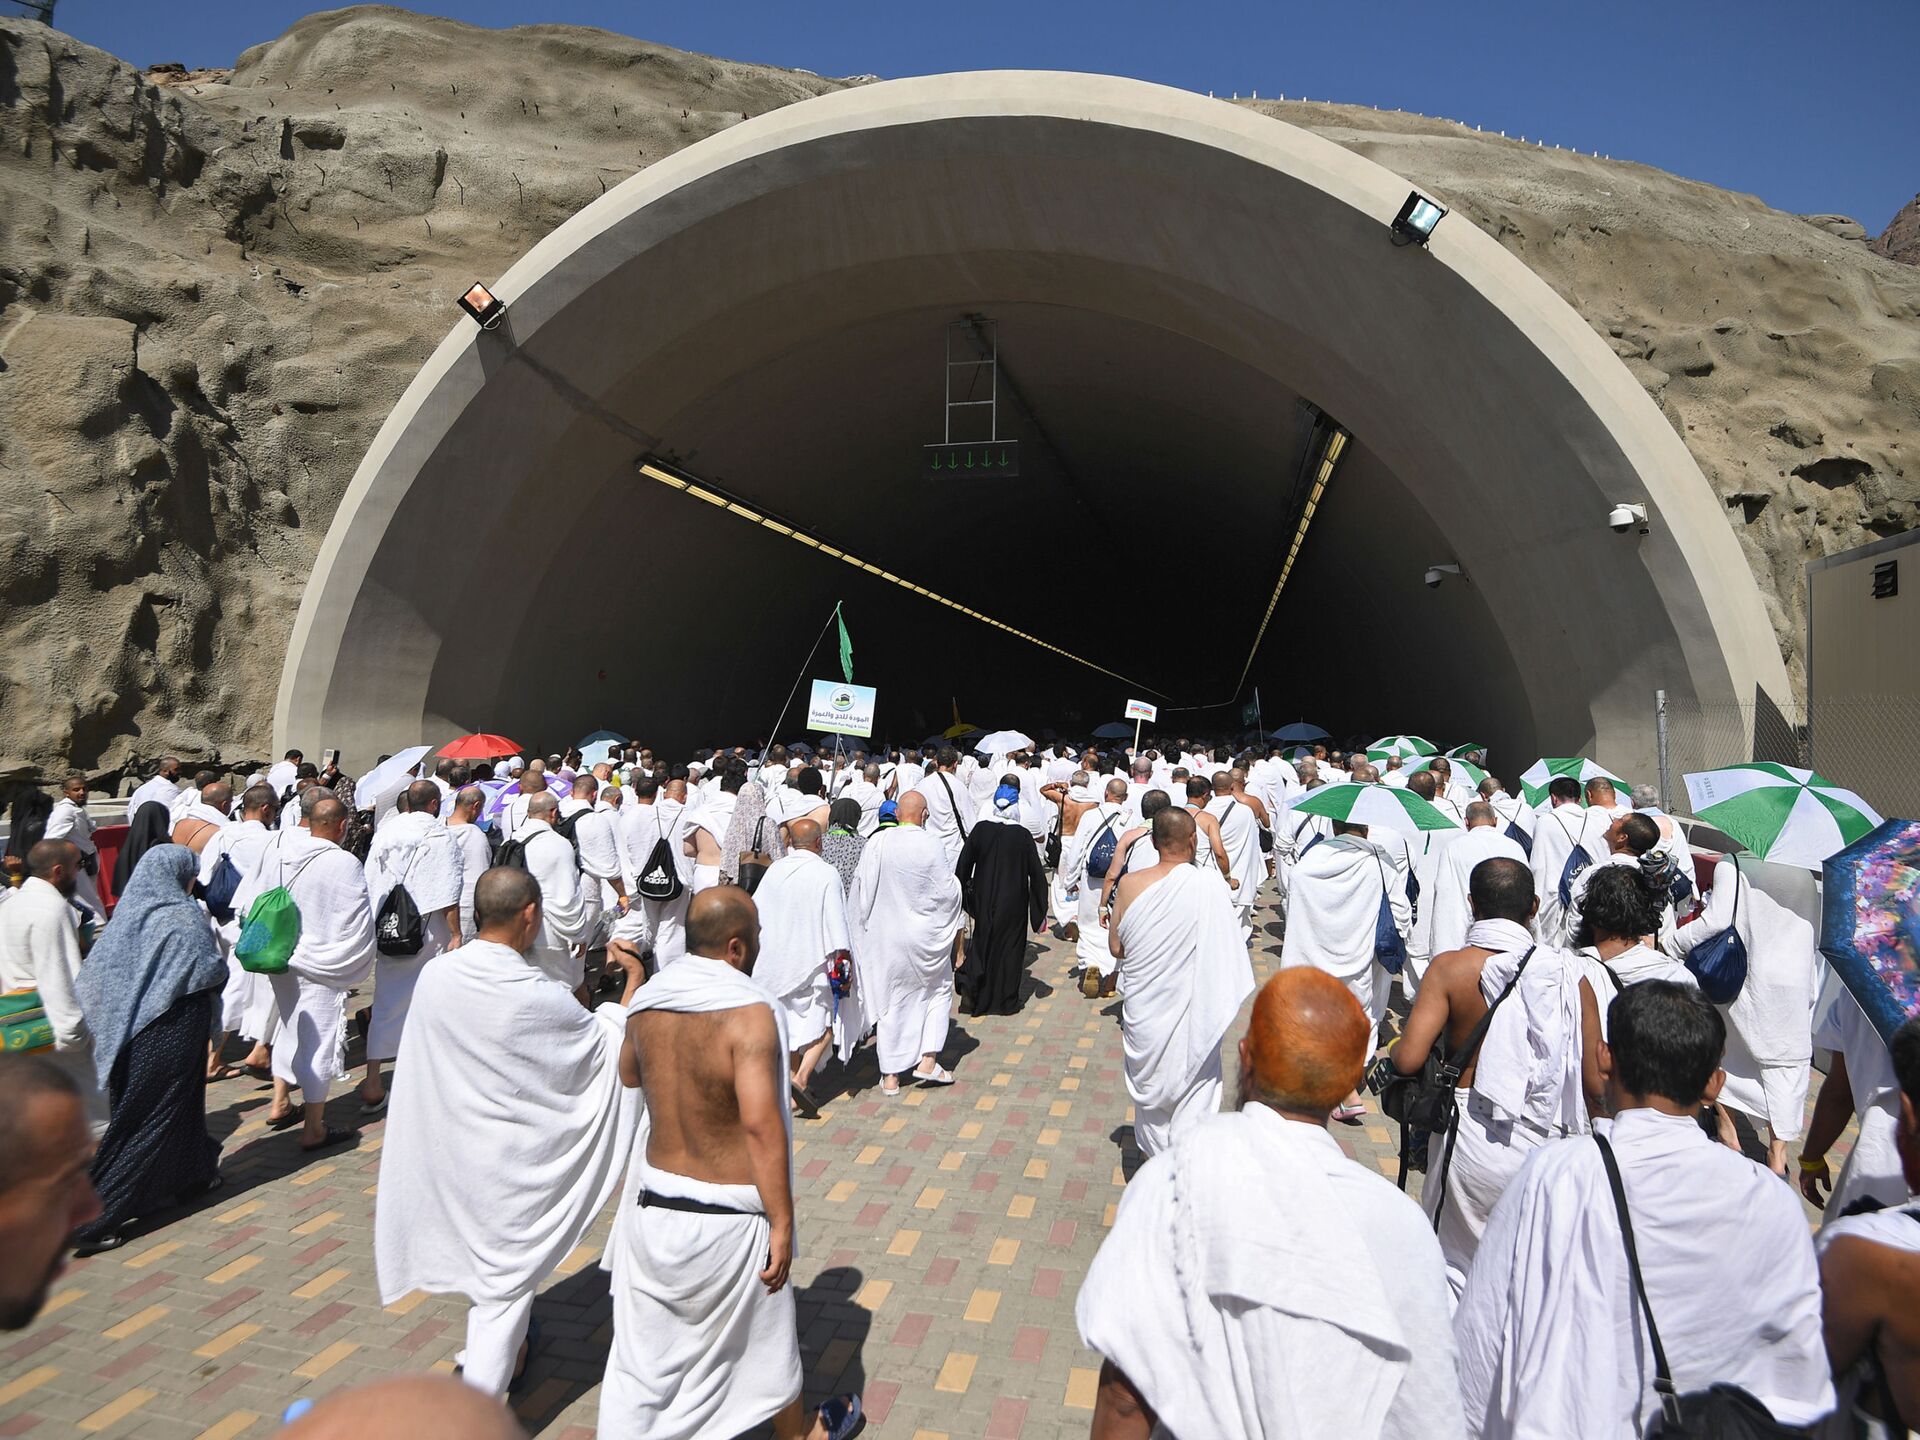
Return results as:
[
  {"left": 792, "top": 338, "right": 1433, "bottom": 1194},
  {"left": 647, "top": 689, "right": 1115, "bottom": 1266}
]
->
[
  {"left": 1066, "top": 803, "right": 1130, "bottom": 978},
  {"left": 1815, "top": 1196, "right": 1920, "bottom": 1431},
  {"left": 749, "top": 850, "right": 857, "bottom": 1058},
  {"left": 520, "top": 821, "right": 597, "bottom": 990},
  {"left": 126, "top": 773, "right": 179, "bottom": 824},
  {"left": 848, "top": 825, "right": 964, "bottom": 1073},
  {"left": 1205, "top": 795, "right": 1263, "bottom": 918},
  {"left": 572, "top": 805, "right": 625, "bottom": 894},
  {"left": 1423, "top": 826, "right": 1527, "bottom": 972},
  {"left": 1113, "top": 866, "right": 1255, "bottom": 1158},
  {"left": 44, "top": 797, "right": 103, "bottom": 919},
  {"left": 199, "top": 818, "right": 278, "bottom": 1038},
  {"left": 1424, "top": 919, "right": 1587, "bottom": 1301},
  {"left": 265, "top": 760, "right": 298, "bottom": 799},
  {"left": 232, "top": 829, "right": 375, "bottom": 1098},
  {"left": 446, "top": 822, "right": 492, "bottom": 938},
  {"left": 0, "top": 876, "right": 103, "bottom": 1128},
  {"left": 1454, "top": 1107, "right": 1835, "bottom": 1438},
  {"left": 362, "top": 812, "right": 465, "bottom": 1061},
  {"left": 841, "top": 779, "right": 885, "bottom": 837},
  {"left": 375, "top": 939, "right": 637, "bottom": 1396},
  {"left": 1271, "top": 803, "right": 1333, "bottom": 903},
  {"left": 599, "top": 956, "right": 800, "bottom": 1440},
  {"left": 1674, "top": 859, "right": 1818, "bottom": 1141},
  {"left": 620, "top": 800, "right": 692, "bottom": 965},
  {"left": 1578, "top": 942, "right": 1697, "bottom": 1041},
  {"left": 1279, "top": 834, "right": 1410, "bottom": 1027},
  {"left": 1078, "top": 1105, "right": 1463, "bottom": 1440},
  {"left": 685, "top": 791, "right": 737, "bottom": 894},
  {"left": 1400, "top": 828, "right": 1458, "bottom": 992},
  {"left": 1528, "top": 804, "right": 1608, "bottom": 943},
  {"left": 1812, "top": 989, "right": 1908, "bottom": 1221},
  {"left": 913, "top": 772, "right": 974, "bottom": 865}
]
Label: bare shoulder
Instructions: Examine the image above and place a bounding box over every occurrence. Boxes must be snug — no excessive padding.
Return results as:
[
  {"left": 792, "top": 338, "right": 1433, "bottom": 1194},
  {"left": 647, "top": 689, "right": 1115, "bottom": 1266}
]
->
[
  {"left": 724, "top": 1001, "right": 781, "bottom": 1056},
  {"left": 1113, "top": 868, "right": 1156, "bottom": 906}
]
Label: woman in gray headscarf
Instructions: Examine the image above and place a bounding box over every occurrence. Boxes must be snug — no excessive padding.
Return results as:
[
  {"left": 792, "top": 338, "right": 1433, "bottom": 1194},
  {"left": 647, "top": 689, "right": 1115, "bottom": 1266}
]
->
[
  {"left": 720, "top": 778, "right": 781, "bottom": 887},
  {"left": 71, "top": 845, "right": 227, "bottom": 1253},
  {"left": 822, "top": 797, "right": 866, "bottom": 894}
]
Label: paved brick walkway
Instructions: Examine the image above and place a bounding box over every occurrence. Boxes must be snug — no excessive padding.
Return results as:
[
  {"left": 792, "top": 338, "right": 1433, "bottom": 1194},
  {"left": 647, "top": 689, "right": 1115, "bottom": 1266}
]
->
[{"left": 2, "top": 894, "right": 1841, "bottom": 1438}]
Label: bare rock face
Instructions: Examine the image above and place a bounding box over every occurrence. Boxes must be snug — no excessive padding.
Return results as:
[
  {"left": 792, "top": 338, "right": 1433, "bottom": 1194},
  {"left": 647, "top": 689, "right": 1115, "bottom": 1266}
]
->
[
  {"left": 1875, "top": 194, "right": 1920, "bottom": 265},
  {"left": 1, "top": 8, "right": 1915, "bottom": 780}
]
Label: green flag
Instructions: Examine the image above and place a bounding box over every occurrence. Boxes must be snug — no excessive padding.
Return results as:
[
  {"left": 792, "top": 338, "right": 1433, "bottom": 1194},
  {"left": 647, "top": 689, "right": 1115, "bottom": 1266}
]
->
[{"left": 836, "top": 603, "right": 854, "bottom": 683}]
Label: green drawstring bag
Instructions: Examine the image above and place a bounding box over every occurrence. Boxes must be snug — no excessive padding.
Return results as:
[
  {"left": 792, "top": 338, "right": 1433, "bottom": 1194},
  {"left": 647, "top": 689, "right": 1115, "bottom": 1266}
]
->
[
  {"left": 235, "top": 886, "right": 301, "bottom": 974},
  {"left": 1, "top": 988, "right": 55, "bottom": 1054}
]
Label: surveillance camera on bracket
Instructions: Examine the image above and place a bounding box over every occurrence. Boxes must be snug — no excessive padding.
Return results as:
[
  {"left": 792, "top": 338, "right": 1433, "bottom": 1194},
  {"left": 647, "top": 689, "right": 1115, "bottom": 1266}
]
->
[
  {"left": 1608, "top": 503, "right": 1649, "bottom": 535},
  {"left": 1424, "top": 563, "right": 1465, "bottom": 589}
]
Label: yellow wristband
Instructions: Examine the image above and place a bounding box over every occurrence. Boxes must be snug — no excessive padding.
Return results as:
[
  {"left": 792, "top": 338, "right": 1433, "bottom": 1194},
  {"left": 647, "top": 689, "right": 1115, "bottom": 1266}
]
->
[{"left": 1797, "top": 1155, "right": 1827, "bottom": 1173}]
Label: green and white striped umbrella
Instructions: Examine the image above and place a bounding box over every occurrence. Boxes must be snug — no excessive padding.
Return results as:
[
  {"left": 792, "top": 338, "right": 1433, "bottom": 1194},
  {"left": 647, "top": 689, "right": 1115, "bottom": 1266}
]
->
[
  {"left": 1290, "top": 781, "right": 1461, "bottom": 837},
  {"left": 1366, "top": 734, "right": 1438, "bottom": 763},
  {"left": 1446, "top": 742, "right": 1488, "bottom": 760},
  {"left": 1408, "top": 755, "right": 1490, "bottom": 789},
  {"left": 1280, "top": 744, "right": 1316, "bottom": 761},
  {"left": 1682, "top": 763, "right": 1883, "bottom": 871},
  {"left": 1520, "top": 757, "right": 1630, "bottom": 806}
]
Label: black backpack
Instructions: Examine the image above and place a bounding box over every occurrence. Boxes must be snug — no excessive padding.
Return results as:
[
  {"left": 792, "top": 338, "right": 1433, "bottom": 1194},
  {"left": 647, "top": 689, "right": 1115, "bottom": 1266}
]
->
[
  {"left": 374, "top": 845, "right": 427, "bottom": 957},
  {"left": 492, "top": 836, "right": 530, "bottom": 871},
  {"left": 634, "top": 817, "right": 684, "bottom": 902},
  {"left": 550, "top": 808, "right": 585, "bottom": 861}
]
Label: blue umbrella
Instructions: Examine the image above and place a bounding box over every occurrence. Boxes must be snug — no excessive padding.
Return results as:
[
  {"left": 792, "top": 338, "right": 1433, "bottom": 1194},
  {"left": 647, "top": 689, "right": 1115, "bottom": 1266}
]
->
[
  {"left": 1272, "top": 722, "right": 1330, "bottom": 742},
  {"left": 1091, "top": 722, "right": 1133, "bottom": 739},
  {"left": 578, "top": 740, "right": 621, "bottom": 768},
  {"left": 576, "top": 728, "right": 628, "bottom": 749},
  {"left": 1820, "top": 818, "right": 1920, "bottom": 1046}
]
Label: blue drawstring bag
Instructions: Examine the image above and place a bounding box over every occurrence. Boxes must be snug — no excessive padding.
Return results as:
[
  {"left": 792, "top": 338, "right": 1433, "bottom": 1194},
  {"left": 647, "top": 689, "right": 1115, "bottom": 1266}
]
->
[
  {"left": 1373, "top": 856, "right": 1408, "bottom": 975},
  {"left": 1684, "top": 874, "right": 1749, "bottom": 1004}
]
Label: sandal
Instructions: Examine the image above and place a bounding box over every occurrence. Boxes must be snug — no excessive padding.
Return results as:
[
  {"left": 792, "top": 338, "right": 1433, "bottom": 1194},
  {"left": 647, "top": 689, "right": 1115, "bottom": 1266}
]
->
[
  {"left": 359, "top": 1092, "right": 389, "bottom": 1116},
  {"left": 880, "top": 1078, "right": 902, "bottom": 1098},
  {"left": 1331, "top": 1102, "right": 1367, "bottom": 1126},
  {"left": 206, "top": 1064, "right": 244, "bottom": 1082},
  {"left": 790, "top": 1084, "right": 820, "bottom": 1119},
  {"left": 818, "top": 1393, "right": 865, "bottom": 1440},
  {"left": 265, "top": 1109, "right": 300, "bottom": 1131},
  {"left": 299, "top": 1127, "right": 358, "bottom": 1152},
  {"left": 72, "top": 1230, "right": 126, "bottom": 1257},
  {"left": 913, "top": 1064, "right": 955, "bottom": 1087}
]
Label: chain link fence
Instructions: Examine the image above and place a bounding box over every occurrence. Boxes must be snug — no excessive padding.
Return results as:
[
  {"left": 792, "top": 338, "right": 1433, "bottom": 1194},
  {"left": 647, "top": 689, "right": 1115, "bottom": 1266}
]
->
[{"left": 1659, "top": 692, "right": 1920, "bottom": 820}]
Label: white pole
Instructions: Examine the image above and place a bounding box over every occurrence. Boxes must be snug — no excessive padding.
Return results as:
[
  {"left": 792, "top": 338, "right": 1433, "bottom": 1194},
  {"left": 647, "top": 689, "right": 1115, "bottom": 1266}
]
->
[{"left": 1133, "top": 716, "right": 1143, "bottom": 754}]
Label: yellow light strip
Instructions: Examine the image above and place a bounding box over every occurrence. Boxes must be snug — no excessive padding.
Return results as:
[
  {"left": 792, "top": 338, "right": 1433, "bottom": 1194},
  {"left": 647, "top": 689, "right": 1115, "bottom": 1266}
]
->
[
  {"left": 1231, "top": 425, "right": 1350, "bottom": 696},
  {"left": 637, "top": 461, "right": 1160, "bottom": 691}
]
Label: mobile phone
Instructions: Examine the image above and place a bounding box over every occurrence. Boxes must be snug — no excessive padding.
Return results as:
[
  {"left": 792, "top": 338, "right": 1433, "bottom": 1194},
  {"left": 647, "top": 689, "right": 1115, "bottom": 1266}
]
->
[{"left": 322, "top": 748, "right": 339, "bottom": 768}]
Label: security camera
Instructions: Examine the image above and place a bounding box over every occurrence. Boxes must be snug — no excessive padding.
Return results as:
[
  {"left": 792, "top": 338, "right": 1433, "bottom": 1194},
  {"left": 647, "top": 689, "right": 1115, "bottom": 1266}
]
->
[
  {"left": 1609, "top": 503, "right": 1649, "bottom": 535},
  {"left": 1425, "top": 563, "right": 1463, "bottom": 589}
]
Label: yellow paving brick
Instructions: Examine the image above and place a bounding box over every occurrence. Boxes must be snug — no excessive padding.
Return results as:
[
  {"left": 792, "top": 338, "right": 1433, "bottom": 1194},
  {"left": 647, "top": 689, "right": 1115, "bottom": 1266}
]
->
[
  {"left": 555, "top": 1244, "right": 598, "bottom": 1276},
  {"left": 291, "top": 1208, "right": 343, "bottom": 1236},
  {"left": 933, "top": 1351, "right": 978, "bottom": 1393},
  {"left": 1126, "top": 1104, "right": 1136, "bottom": 1122},
  {"left": 123, "top": 1239, "right": 181, "bottom": 1269},
  {"left": 974, "top": 1095, "right": 998, "bottom": 1111},
  {"left": 211, "top": 1199, "right": 264, "bottom": 1225},
  {"left": 1076, "top": 1036, "right": 1094, "bottom": 1049},
  {"left": 957, "top": 1121, "right": 983, "bottom": 1141},
  {"left": 206, "top": 1255, "right": 263, "bottom": 1285},
  {"left": 1059, "top": 1076, "right": 1080, "bottom": 1091},
  {"left": 855, "top": 1144, "right": 884, "bottom": 1165},
  {"left": 911, "top": 1432, "right": 949, "bottom": 1440},
  {"left": 103, "top": 1304, "right": 169, "bottom": 1340},
  {"left": 294, "top": 1340, "right": 360, "bottom": 1379},
  {"left": 1003, "top": 1053, "right": 1023, "bottom": 1065},
  {"left": 902, "top": 1089, "right": 926, "bottom": 1107},
  {"left": 855, "top": 1279, "right": 893, "bottom": 1311},
  {"left": 1007, "top": 1194, "right": 1036, "bottom": 1219},
  {"left": 1377, "top": 1154, "right": 1399, "bottom": 1178},
  {"left": 882, "top": 1116, "right": 908, "bottom": 1134},
  {"left": 1024, "top": 1016, "right": 1043, "bottom": 1028},
  {"left": 429, "top": 1359, "right": 457, "bottom": 1374},
  {"left": 194, "top": 1412, "right": 261, "bottom": 1440},
  {"left": 1037, "top": 1127, "right": 1061, "bottom": 1146},
  {"left": 363, "top": 1183, "right": 379, "bottom": 1196},
  {"left": 1112, "top": 1165, "right": 1128, "bottom": 1187},
  {"left": 41, "top": 1288, "right": 85, "bottom": 1315},
  {"left": 291, "top": 1163, "right": 335, "bottom": 1187},
  {"left": 292, "top": 1266, "right": 350, "bottom": 1299},
  {"left": 384, "top": 1289, "right": 429, "bottom": 1315},
  {"left": 1015, "top": 1033, "right": 1034, "bottom": 1045},
  {"left": 1068, "top": 1055, "right": 1088, "bottom": 1070},
  {"left": 792, "top": 1139, "right": 808, "bottom": 1152},
  {"left": 196, "top": 1322, "right": 262, "bottom": 1359},
  {"left": 990, "top": 1072, "right": 1011, "bottom": 1087},
  {"left": 887, "top": 1228, "right": 921, "bottom": 1257},
  {"left": 963, "top": 1288, "right": 1000, "bottom": 1323},
  {"left": 1084, "top": 1018, "right": 1101, "bottom": 1031},
  {"left": 1065, "top": 1366, "right": 1102, "bottom": 1409},
  {"left": 1050, "top": 1099, "right": 1072, "bottom": 1117},
  {"left": 78, "top": 1386, "right": 157, "bottom": 1431},
  {"left": 914, "top": 1186, "right": 946, "bottom": 1210},
  {"left": 825, "top": 1179, "right": 859, "bottom": 1203},
  {"left": 938, "top": 1150, "right": 967, "bottom": 1171},
  {"left": 0, "top": 1366, "right": 57, "bottom": 1407},
  {"left": 1104, "top": 1202, "right": 1119, "bottom": 1227},
  {"left": 988, "top": 1237, "right": 1020, "bottom": 1265},
  {"left": 1024, "top": 1158, "right": 1048, "bottom": 1180}
]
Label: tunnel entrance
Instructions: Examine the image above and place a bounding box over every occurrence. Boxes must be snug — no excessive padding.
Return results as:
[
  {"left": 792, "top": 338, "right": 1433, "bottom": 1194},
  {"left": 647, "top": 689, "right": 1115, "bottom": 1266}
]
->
[{"left": 278, "top": 72, "right": 1787, "bottom": 776}]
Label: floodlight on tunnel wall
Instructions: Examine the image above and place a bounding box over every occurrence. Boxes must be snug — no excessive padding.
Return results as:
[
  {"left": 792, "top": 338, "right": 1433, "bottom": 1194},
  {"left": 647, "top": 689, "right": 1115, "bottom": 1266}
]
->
[
  {"left": 1390, "top": 192, "right": 1447, "bottom": 247},
  {"left": 458, "top": 282, "right": 506, "bottom": 329}
]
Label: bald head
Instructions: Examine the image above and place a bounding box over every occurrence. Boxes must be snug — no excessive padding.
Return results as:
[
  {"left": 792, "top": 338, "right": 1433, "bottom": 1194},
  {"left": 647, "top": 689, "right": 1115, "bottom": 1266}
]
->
[
  {"left": 1586, "top": 778, "right": 1618, "bottom": 806},
  {"left": 1478, "top": 777, "right": 1501, "bottom": 800},
  {"left": 1239, "top": 969, "right": 1371, "bottom": 1121},
  {"left": 1105, "top": 778, "right": 1129, "bottom": 801},
  {"left": 572, "top": 775, "right": 597, "bottom": 801},
  {"left": 451, "top": 784, "right": 485, "bottom": 819},
  {"left": 1151, "top": 805, "right": 1197, "bottom": 859},
  {"left": 279, "top": 1375, "right": 526, "bottom": 1440},
  {"left": 527, "top": 792, "right": 558, "bottom": 821},
  {"left": 685, "top": 886, "right": 760, "bottom": 972},
  {"left": 240, "top": 783, "right": 277, "bottom": 819},
  {"left": 405, "top": 779, "right": 441, "bottom": 815},
  {"left": 896, "top": 791, "right": 928, "bottom": 826},
  {"left": 1211, "top": 772, "right": 1232, "bottom": 796},
  {"left": 1406, "top": 771, "right": 1438, "bottom": 801},
  {"left": 787, "top": 817, "right": 823, "bottom": 853},
  {"left": 474, "top": 866, "right": 541, "bottom": 938},
  {"left": 201, "top": 781, "right": 233, "bottom": 813},
  {"left": 308, "top": 794, "right": 348, "bottom": 841},
  {"left": 1464, "top": 801, "right": 1497, "bottom": 828},
  {"left": 26, "top": 839, "right": 80, "bottom": 885}
]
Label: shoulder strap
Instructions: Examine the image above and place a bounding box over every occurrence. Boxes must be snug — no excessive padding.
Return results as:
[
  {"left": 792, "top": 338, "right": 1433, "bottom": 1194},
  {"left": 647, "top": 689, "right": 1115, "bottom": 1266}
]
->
[
  {"left": 936, "top": 773, "right": 971, "bottom": 840},
  {"left": 1594, "top": 1133, "right": 1681, "bottom": 1429}
]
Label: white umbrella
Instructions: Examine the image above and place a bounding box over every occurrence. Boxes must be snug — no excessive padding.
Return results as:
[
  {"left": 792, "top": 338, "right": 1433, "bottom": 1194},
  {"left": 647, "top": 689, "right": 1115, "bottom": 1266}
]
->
[
  {"left": 974, "top": 729, "right": 1035, "bottom": 755},
  {"left": 355, "top": 745, "right": 433, "bottom": 812},
  {"left": 1683, "top": 763, "right": 1884, "bottom": 871}
]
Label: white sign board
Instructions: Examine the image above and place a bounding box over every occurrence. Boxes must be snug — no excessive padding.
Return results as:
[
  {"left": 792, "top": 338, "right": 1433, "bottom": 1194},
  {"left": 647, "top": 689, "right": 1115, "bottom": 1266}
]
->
[
  {"left": 1123, "top": 698, "right": 1158, "bottom": 721},
  {"left": 807, "top": 679, "right": 878, "bottom": 738}
]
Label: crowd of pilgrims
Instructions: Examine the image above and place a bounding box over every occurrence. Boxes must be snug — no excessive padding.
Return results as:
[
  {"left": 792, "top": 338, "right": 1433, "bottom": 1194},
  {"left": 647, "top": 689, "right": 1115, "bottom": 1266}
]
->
[{"left": 1, "top": 730, "right": 1916, "bottom": 1439}]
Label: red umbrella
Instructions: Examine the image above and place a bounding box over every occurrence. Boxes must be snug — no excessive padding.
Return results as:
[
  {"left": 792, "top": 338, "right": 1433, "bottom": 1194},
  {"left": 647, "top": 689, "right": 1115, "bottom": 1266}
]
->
[{"left": 437, "top": 732, "right": 523, "bottom": 760}]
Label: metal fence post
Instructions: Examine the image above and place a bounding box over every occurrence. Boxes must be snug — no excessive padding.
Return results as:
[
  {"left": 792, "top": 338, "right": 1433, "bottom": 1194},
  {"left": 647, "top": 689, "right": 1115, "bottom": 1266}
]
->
[{"left": 1655, "top": 689, "right": 1671, "bottom": 807}]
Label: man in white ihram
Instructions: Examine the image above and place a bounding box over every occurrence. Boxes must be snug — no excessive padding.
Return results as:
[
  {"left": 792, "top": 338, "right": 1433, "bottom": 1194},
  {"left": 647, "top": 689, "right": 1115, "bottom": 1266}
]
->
[
  {"left": 445, "top": 785, "right": 493, "bottom": 938},
  {"left": 1454, "top": 979, "right": 1833, "bottom": 1437},
  {"left": 1422, "top": 801, "right": 1527, "bottom": 969},
  {"left": 1528, "top": 776, "right": 1608, "bottom": 943},
  {"left": 848, "top": 791, "right": 965, "bottom": 1096},
  {"left": 598, "top": 887, "right": 863, "bottom": 1440},
  {"left": 358, "top": 780, "right": 464, "bottom": 1115},
  {"left": 1064, "top": 779, "right": 1133, "bottom": 993},
  {"left": 202, "top": 783, "right": 281, "bottom": 1076},
  {"left": 518, "top": 792, "right": 597, "bottom": 993},
  {"left": 912, "top": 747, "right": 974, "bottom": 867},
  {"left": 1280, "top": 817, "right": 1410, "bottom": 1032},
  {"left": 235, "top": 794, "right": 375, "bottom": 1151},
  {"left": 1077, "top": 967, "right": 1463, "bottom": 1439},
  {"left": 1204, "top": 771, "right": 1264, "bottom": 943},
  {"left": 746, "top": 818, "right": 856, "bottom": 1116},
  {"left": 376, "top": 866, "right": 641, "bottom": 1397},
  {"left": 44, "top": 774, "right": 104, "bottom": 921},
  {"left": 1107, "top": 808, "right": 1255, "bottom": 1157}
]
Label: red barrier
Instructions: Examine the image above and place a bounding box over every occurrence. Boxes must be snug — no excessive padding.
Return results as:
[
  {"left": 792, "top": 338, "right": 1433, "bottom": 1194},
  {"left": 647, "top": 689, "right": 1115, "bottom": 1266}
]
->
[{"left": 92, "top": 823, "right": 129, "bottom": 915}]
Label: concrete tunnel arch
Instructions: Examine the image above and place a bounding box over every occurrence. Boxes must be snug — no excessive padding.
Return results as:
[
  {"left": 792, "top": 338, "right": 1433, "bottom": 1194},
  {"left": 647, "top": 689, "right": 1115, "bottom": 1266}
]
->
[{"left": 276, "top": 71, "right": 1790, "bottom": 778}]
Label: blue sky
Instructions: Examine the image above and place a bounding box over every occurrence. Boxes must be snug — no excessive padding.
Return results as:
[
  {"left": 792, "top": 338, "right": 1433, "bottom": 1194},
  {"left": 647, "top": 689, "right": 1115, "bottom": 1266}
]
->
[{"left": 53, "top": 0, "right": 1918, "bottom": 231}]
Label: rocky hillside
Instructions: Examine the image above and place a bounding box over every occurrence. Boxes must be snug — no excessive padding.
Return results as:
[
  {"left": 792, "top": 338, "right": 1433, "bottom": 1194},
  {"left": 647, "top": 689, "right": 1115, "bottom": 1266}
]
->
[
  {"left": 1, "top": 7, "right": 1915, "bottom": 781},
  {"left": 1875, "top": 194, "right": 1920, "bottom": 265}
]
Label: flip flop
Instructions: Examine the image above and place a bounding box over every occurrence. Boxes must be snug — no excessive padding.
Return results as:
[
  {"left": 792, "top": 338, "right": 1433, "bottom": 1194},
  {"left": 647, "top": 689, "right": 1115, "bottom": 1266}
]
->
[
  {"left": 818, "top": 1393, "right": 865, "bottom": 1440},
  {"left": 206, "top": 1064, "right": 244, "bottom": 1082},
  {"left": 790, "top": 1084, "right": 820, "bottom": 1119},
  {"left": 72, "top": 1230, "right": 126, "bottom": 1257},
  {"left": 265, "top": 1110, "right": 300, "bottom": 1131},
  {"left": 299, "top": 1127, "right": 357, "bottom": 1152},
  {"left": 360, "top": 1093, "right": 389, "bottom": 1116},
  {"left": 1331, "top": 1103, "right": 1367, "bottom": 1126}
]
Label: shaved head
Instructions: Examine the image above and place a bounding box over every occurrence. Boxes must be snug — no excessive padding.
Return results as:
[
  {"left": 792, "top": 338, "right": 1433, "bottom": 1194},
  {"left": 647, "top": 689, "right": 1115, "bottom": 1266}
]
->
[
  {"left": 572, "top": 775, "right": 597, "bottom": 800},
  {"left": 280, "top": 1375, "right": 525, "bottom": 1440},
  {"left": 240, "top": 783, "right": 278, "bottom": 818},
  {"left": 685, "top": 886, "right": 760, "bottom": 971},
  {"left": 1407, "top": 771, "right": 1438, "bottom": 801},
  {"left": 787, "top": 817, "right": 823, "bottom": 852},
  {"left": 308, "top": 795, "right": 348, "bottom": 839},
  {"left": 405, "top": 779, "right": 441, "bottom": 815},
  {"left": 1240, "top": 969, "right": 1370, "bottom": 1119},
  {"left": 1105, "top": 778, "right": 1129, "bottom": 801},
  {"left": 896, "top": 791, "right": 928, "bottom": 826},
  {"left": 1464, "top": 801, "right": 1497, "bottom": 827},
  {"left": 201, "top": 781, "right": 233, "bottom": 813},
  {"left": 527, "top": 792, "right": 558, "bottom": 821},
  {"left": 1151, "top": 805, "right": 1196, "bottom": 858}
]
